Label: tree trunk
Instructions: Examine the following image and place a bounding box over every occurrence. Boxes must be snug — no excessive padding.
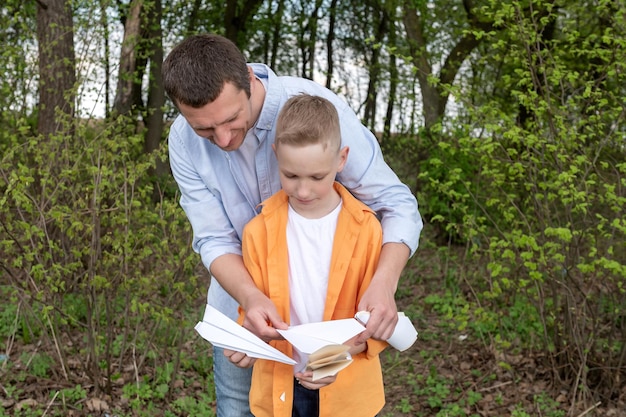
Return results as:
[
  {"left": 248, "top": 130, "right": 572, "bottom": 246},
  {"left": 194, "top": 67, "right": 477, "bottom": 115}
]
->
[
  {"left": 99, "top": 0, "right": 111, "bottom": 118},
  {"left": 113, "top": 0, "right": 143, "bottom": 116},
  {"left": 144, "top": 0, "right": 167, "bottom": 179},
  {"left": 403, "top": 0, "right": 487, "bottom": 129},
  {"left": 263, "top": 0, "right": 285, "bottom": 69},
  {"left": 186, "top": 0, "right": 203, "bottom": 36},
  {"left": 224, "top": 0, "right": 264, "bottom": 48},
  {"left": 383, "top": 21, "right": 398, "bottom": 141},
  {"left": 401, "top": 6, "right": 440, "bottom": 130},
  {"left": 36, "top": 0, "right": 76, "bottom": 137},
  {"left": 325, "top": 0, "right": 338, "bottom": 89},
  {"left": 363, "top": 3, "right": 388, "bottom": 131}
]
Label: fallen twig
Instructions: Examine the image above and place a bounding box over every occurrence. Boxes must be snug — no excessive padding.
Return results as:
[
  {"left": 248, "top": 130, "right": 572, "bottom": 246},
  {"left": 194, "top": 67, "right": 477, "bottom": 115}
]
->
[
  {"left": 478, "top": 380, "right": 512, "bottom": 392},
  {"left": 575, "top": 401, "right": 601, "bottom": 417}
]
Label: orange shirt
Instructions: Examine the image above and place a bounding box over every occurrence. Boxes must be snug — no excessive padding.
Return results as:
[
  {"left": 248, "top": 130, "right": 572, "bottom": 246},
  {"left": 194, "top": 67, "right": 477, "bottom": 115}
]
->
[{"left": 240, "top": 182, "right": 387, "bottom": 417}]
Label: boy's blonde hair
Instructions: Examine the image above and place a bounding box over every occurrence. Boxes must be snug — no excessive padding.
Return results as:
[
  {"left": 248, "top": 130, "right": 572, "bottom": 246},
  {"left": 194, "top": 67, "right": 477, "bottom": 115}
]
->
[{"left": 275, "top": 94, "right": 341, "bottom": 151}]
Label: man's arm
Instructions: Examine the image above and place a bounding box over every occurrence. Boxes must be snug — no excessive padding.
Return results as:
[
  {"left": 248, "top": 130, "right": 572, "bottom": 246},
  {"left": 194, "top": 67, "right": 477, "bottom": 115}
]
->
[
  {"left": 210, "top": 253, "right": 288, "bottom": 340},
  {"left": 355, "top": 242, "right": 410, "bottom": 343},
  {"left": 168, "top": 118, "right": 287, "bottom": 338},
  {"left": 333, "top": 110, "right": 421, "bottom": 341}
]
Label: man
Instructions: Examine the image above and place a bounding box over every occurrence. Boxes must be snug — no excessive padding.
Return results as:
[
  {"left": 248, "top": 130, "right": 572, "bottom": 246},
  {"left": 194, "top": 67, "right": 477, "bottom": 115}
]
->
[{"left": 162, "top": 34, "right": 422, "bottom": 417}]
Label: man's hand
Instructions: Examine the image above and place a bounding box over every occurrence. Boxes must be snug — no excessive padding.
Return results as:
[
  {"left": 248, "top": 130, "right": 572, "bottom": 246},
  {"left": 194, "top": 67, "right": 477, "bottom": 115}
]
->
[
  {"left": 241, "top": 291, "right": 289, "bottom": 342},
  {"left": 210, "top": 254, "right": 288, "bottom": 340},
  {"left": 355, "top": 279, "right": 398, "bottom": 343},
  {"left": 224, "top": 349, "right": 256, "bottom": 368},
  {"left": 355, "top": 242, "right": 410, "bottom": 344}
]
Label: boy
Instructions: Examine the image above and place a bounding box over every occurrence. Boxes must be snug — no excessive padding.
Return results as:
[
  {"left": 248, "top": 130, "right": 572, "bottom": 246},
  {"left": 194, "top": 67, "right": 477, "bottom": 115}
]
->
[{"left": 229, "top": 94, "right": 388, "bottom": 417}]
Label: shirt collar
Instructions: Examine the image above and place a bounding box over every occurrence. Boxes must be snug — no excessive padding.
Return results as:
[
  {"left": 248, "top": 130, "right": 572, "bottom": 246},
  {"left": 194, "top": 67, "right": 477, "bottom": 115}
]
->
[{"left": 249, "top": 63, "right": 281, "bottom": 141}]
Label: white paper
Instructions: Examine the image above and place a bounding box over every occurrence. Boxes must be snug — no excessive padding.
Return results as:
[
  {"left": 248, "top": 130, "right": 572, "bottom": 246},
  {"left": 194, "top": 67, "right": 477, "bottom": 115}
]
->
[
  {"left": 354, "top": 311, "right": 419, "bottom": 351},
  {"left": 194, "top": 304, "right": 296, "bottom": 365},
  {"left": 276, "top": 318, "right": 366, "bottom": 354}
]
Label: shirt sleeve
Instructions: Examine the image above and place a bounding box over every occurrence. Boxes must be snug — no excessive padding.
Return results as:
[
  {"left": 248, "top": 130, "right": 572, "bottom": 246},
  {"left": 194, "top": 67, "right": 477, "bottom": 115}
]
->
[
  {"left": 168, "top": 116, "right": 243, "bottom": 272},
  {"left": 333, "top": 102, "right": 423, "bottom": 256}
]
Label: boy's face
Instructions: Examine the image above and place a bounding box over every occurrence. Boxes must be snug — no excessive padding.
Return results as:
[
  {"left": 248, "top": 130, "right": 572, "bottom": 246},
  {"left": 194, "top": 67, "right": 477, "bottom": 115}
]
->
[
  {"left": 274, "top": 142, "right": 348, "bottom": 218},
  {"left": 177, "top": 81, "right": 253, "bottom": 152}
]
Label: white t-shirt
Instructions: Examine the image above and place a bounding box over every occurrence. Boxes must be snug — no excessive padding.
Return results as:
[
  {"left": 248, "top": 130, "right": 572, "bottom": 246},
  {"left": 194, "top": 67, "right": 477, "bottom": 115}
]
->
[{"left": 286, "top": 201, "right": 342, "bottom": 372}]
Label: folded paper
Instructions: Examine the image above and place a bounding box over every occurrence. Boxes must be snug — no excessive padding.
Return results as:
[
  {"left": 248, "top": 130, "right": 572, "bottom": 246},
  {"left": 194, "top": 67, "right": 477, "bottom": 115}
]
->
[
  {"left": 194, "top": 304, "right": 296, "bottom": 365},
  {"left": 276, "top": 318, "right": 366, "bottom": 354},
  {"left": 306, "top": 344, "right": 353, "bottom": 380},
  {"left": 354, "top": 311, "right": 418, "bottom": 351},
  {"left": 195, "top": 304, "right": 418, "bottom": 381},
  {"left": 277, "top": 319, "right": 365, "bottom": 381}
]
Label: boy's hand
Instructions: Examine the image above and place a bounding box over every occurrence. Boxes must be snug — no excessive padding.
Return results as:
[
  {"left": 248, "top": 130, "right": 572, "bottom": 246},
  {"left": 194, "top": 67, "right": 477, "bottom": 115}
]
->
[
  {"left": 343, "top": 334, "right": 367, "bottom": 356},
  {"left": 294, "top": 370, "right": 336, "bottom": 390},
  {"left": 224, "top": 349, "right": 256, "bottom": 368}
]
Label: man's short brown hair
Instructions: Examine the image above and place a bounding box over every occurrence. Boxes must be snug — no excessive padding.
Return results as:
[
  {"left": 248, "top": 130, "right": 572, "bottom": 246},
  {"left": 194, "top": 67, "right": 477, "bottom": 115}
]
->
[{"left": 162, "top": 34, "right": 251, "bottom": 108}]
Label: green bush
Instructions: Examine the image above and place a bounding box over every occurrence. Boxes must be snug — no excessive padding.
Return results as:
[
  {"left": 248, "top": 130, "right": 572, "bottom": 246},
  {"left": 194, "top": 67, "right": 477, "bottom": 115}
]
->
[
  {"left": 0, "top": 114, "right": 201, "bottom": 398},
  {"left": 421, "top": 0, "right": 626, "bottom": 405},
  {"left": 379, "top": 0, "right": 626, "bottom": 407}
]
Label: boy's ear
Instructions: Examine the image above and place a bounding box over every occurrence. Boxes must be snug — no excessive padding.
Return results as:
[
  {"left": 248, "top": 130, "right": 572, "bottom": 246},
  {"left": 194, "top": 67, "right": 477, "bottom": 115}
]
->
[{"left": 337, "top": 146, "right": 349, "bottom": 172}]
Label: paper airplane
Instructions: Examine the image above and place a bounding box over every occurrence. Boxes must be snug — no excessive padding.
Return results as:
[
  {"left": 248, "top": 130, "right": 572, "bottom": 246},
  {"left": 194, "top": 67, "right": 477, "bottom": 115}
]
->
[{"left": 194, "top": 304, "right": 296, "bottom": 365}]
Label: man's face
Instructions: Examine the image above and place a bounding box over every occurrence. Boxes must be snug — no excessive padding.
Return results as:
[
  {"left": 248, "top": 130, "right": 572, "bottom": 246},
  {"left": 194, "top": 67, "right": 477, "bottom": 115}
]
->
[{"left": 178, "top": 82, "right": 253, "bottom": 151}]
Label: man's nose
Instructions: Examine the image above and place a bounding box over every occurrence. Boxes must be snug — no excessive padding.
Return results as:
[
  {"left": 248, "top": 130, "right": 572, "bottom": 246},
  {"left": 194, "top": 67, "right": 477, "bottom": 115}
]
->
[{"left": 213, "top": 127, "right": 231, "bottom": 147}]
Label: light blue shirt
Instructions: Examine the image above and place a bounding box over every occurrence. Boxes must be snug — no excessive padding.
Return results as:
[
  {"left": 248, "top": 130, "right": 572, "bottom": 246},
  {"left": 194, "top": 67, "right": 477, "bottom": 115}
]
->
[{"left": 168, "top": 64, "right": 423, "bottom": 319}]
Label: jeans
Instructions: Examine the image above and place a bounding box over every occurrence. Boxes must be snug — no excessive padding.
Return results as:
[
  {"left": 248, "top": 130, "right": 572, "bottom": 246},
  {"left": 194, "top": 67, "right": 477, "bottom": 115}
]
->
[
  {"left": 213, "top": 346, "right": 254, "bottom": 417},
  {"left": 292, "top": 379, "right": 319, "bottom": 417}
]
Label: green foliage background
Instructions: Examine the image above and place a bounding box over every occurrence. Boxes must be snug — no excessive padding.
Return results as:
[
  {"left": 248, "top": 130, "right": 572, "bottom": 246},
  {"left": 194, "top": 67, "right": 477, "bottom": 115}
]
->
[
  {"left": 404, "top": 0, "right": 626, "bottom": 407},
  {"left": 0, "top": 0, "right": 625, "bottom": 415}
]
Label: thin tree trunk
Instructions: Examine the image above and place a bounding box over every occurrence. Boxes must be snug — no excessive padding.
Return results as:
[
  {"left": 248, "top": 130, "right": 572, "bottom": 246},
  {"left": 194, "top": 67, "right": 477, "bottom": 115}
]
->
[
  {"left": 270, "top": 0, "right": 284, "bottom": 69},
  {"left": 363, "top": 4, "right": 388, "bottom": 131},
  {"left": 100, "top": 0, "right": 110, "bottom": 118},
  {"left": 144, "top": 0, "right": 166, "bottom": 178},
  {"left": 325, "top": 0, "right": 338, "bottom": 89},
  {"left": 113, "top": 0, "right": 143, "bottom": 116},
  {"left": 186, "top": 0, "right": 203, "bottom": 36},
  {"left": 36, "top": 0, "right": 76, "bottom": 136},
  {"left": 383, "top": 23, "right": 398, "bottom": 141}
]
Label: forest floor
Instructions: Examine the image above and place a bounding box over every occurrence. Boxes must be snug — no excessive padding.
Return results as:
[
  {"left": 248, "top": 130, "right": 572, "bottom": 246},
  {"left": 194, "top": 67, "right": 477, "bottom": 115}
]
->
[
  {"left": 378, "top": 244, "right": 625, "bottom": 417},
  {"left": 2, "top": 242, "right": 626, "bottom": 416}
]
